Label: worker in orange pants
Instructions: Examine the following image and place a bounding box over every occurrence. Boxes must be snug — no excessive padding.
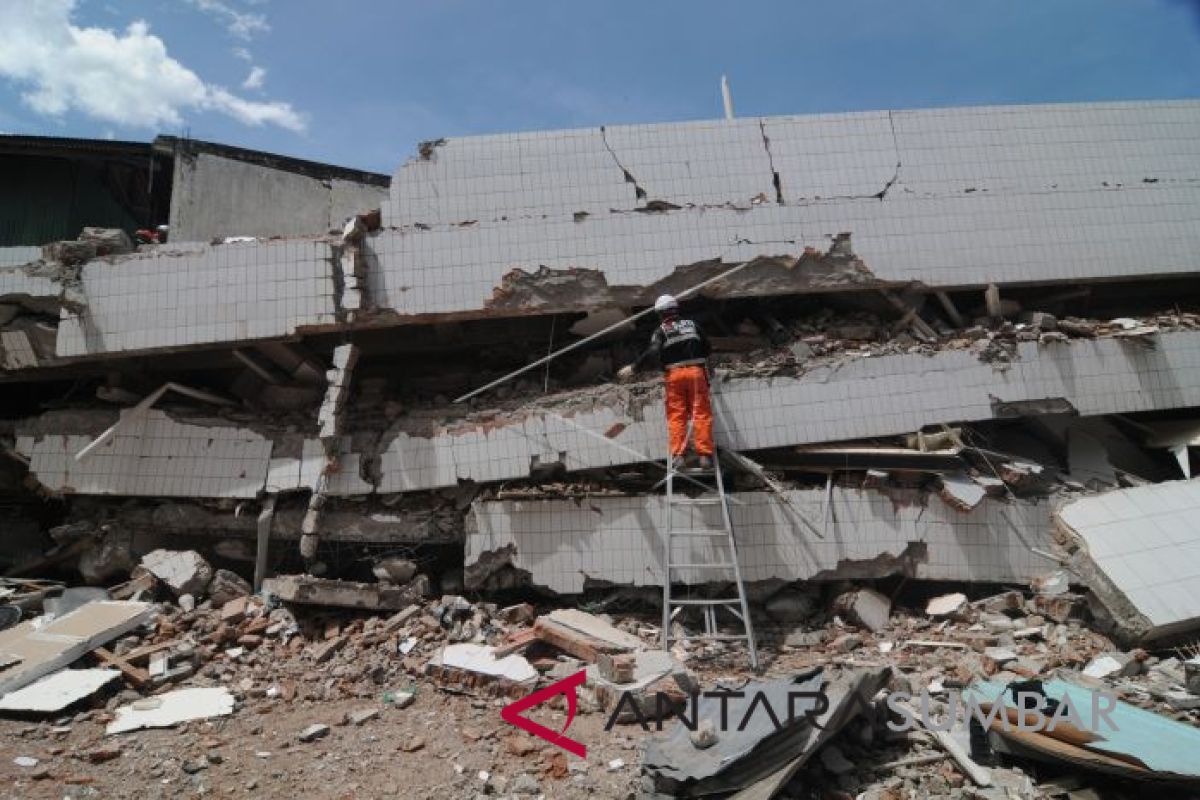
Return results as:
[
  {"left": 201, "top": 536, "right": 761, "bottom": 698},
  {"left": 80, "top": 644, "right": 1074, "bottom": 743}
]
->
[{"left": 618, "top": 295, "right": 714, "bottom": 470}]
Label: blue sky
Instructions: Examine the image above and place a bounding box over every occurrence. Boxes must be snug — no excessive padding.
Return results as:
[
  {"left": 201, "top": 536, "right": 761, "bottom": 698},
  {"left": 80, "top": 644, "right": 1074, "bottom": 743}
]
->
[{"left": 1, "top": 0, "right": 1199, "bottom": 174}]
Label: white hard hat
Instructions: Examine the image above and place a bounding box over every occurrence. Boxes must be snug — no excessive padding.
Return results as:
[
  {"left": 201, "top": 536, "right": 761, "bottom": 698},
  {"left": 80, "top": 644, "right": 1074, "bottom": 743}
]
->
[{"left": 654, "top": 294, "right": 679, "bottom": 313}]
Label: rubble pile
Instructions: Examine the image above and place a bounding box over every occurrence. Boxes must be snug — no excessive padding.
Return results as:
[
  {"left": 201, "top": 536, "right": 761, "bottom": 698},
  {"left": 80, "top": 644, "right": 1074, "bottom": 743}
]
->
[{"left": 1, "top": 547, "right": 1199, "bottom": 797}]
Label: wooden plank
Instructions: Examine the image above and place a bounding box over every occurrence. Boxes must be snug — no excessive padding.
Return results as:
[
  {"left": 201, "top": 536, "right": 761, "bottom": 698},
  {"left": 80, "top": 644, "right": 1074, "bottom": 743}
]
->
[
  {"left": 92, "top": 647, "right": 150, "bottom": 689},
  {"left": 122, "top": 640, "right": 175, "bottom": 662},
  {"left": 492, "top": 629, "right": 537, "bottom": 658}
]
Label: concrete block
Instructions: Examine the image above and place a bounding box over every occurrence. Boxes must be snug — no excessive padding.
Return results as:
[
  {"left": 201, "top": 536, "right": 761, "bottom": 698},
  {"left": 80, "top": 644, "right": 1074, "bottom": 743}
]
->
[{"left": 141, "top": 550, "right": 213, "bottom": 598}]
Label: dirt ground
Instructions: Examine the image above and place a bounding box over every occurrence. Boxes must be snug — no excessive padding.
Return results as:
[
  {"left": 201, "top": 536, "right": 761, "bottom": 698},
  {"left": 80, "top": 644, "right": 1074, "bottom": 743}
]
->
[{"left": 0, "top": 685, "right": 653, "bottom": 799}]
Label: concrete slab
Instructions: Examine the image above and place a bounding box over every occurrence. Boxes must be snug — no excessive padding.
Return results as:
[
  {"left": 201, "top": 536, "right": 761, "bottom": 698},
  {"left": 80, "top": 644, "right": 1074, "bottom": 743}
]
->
[
  {"left": 107, "top": 687, "right": 235, "bottom": 734},
  {"left": 0, "top": 669, "right": 120, "bottom": 713},
  {"left": 427, "top": 643, "right": 537, "bottom": 683},
  {"left": 469, "top": 487, "right": 1056, "bottom": 594},
  {"left": 1057, "top": 480, "right": 1200, "bottom": 644},
  {"left": 0, "top": 602, "right": 154, "bottom": 697}
]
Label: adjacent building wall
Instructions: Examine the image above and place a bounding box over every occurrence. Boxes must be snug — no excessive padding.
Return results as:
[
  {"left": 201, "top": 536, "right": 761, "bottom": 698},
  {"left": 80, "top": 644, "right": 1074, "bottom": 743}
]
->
[{"left": 168, "top": 151, "right": 388, "bottom": 243}]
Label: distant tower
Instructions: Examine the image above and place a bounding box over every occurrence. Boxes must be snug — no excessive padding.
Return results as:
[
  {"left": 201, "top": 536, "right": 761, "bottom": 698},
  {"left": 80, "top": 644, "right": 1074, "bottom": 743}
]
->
[{"left": 721, "top": 75, "right": 735, "bottom": 120}]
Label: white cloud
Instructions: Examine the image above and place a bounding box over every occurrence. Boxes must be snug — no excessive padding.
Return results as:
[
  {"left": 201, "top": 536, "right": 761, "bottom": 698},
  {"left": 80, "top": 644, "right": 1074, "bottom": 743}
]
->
[
  {"left": 186, "top": 0, "right": 268, "bottom": 40},
  {"left": 242, "top": 65, "right": 266, "bottom": 90},
  {"left": 0, "top": 0, "right": 305, "bottom": 132}
]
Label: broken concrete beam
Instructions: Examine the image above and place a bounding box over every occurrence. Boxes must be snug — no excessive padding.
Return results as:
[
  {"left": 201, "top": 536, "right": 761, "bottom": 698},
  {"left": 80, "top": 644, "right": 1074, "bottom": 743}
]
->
[
  {"left": 469, "top": 486, "right": 1056, "bottom": 594},
  {"left": 77, "top": 228, "right": 133, "bottom": 257},
  {"left": 597, "top": 653, "right": 637, "bottom": 684},
  {"left": 533, "top": 619, "right": 623, "bottom": 663},
  {"left": 309, "top": 637, "right": 345, "bottom": 665},
  {"left": 833, "top": 588, "right": 892, "bottom": 633},
  {"left": 140, "top": 550, "right": 213, "bottom": 598},
  {"left": 263, "top": 574, "right": 428, "bottom": 611},
  {"left": 543, "top": 609, "right": 644, "bottom": 651},
  {"left": 207, "top": 569, "right": 251, "bottom": 606},
  {"left": 1056, "top": 480, "right": 1200, "bottom": 645}
]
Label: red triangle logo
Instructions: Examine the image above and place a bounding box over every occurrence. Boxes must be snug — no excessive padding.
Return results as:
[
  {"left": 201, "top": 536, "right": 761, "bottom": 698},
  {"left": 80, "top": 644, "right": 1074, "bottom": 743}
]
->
[{"left": 500, "top": 669, "right": 587, "bottom": 758}]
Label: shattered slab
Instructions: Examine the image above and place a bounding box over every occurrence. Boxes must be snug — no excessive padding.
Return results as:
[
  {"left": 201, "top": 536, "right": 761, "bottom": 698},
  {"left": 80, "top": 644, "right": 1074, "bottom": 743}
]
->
[
  {"left": 106, "top": 687, "right": 235, "bottom": 735},
  {"left": 0, "top": 668, "right": 120, "bottom": 713},
  {"left": 468, "top": 487, "right": 1055, "bottom": 593},
  {"left": 427, "top": 643, "right": 537, "bottom": 684},
  {"left": 19, "top": 409, "right": 272, "bottom": 498},
  {"left": 642, "top": 667, "right": 891, "bottom": 796},
  {"left": 0, "top": 601, "right": 154, "bottom": 697},
  {"left": 1056, "top": 479, "right": 1200, "bottom": 644},
  {"left": 263, "top": 574, "right": 428, "bottom": 611}
]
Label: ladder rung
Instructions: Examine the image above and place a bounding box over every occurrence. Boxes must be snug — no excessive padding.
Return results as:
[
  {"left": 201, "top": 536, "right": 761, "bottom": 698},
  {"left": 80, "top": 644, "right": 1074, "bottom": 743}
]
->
[
  {"left": 668, "top": 531, "right": 729, "bottom": 538},
  {"left": 672, "top": 497, "right": 722, "bottom": 505},
  {"left": 668, "top": 562, "right": 736, "bottom": 570},
  {"left": 669, "top": 598, "right": 742, "bottom": 606}
]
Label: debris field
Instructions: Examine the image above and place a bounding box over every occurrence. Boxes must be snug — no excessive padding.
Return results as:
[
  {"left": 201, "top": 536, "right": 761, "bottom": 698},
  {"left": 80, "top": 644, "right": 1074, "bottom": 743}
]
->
[{"left": 2, "top": 101, "right": 1200, "bottom": 799}]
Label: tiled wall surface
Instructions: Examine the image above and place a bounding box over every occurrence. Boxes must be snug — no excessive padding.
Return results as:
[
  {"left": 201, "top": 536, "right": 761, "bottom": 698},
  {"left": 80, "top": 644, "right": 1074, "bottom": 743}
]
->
[
  {"left": 1058, "top": 479, "right": 1200, "bottom": 632},
  {"left": 467, "top": 488, "right": 1056, "bottom": 593},
  {"left": 390, "top": 103, "right": 1200, "bottom": 223},
  {"left": 0, "top": 247, "right": 42, "bottom": 270},
  {"left": 0, "top": 266, "right": 57, "bottom": 300},
  {"left": 374, "top": 330, "right": 1200, "bottom": 494},
  {"left": 368, "top": 185, "right": 1200, "bottom": 316},
  {"left": 55, "top": 239, "right": 337, "bottom": 358},
  {"left": 3, "top": 102, "right": 1195, "bottom": 367},
  {"left": 371, "top": 101, "right": 1200, "bottom": 317},
  {"left": 18, "top": 409, "right": 272, "bottom": 499}
]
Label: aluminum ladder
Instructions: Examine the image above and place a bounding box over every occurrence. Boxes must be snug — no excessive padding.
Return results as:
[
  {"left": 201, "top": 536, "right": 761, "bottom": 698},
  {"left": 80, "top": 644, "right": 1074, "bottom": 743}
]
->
[{"left": 660, "top": 441, "right": 760, "bottom": 671}]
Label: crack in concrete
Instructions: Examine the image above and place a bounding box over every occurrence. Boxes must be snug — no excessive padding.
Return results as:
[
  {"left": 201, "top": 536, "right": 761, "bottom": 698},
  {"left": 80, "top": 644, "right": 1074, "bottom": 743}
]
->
[
  {"left": 874, "top": 111, "right": 903, "bottom": 201},
  {"left": 599, "top": 126, "right": 647, "bottom": 204},
  {"left": 758, "top": 119, "right": 785, "bottom": 204}
]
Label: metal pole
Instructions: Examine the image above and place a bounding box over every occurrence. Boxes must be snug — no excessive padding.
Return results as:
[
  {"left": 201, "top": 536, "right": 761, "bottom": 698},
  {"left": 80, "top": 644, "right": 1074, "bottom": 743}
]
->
[{"left": 453, "top": 255, "right": 764, "bottom": 404}]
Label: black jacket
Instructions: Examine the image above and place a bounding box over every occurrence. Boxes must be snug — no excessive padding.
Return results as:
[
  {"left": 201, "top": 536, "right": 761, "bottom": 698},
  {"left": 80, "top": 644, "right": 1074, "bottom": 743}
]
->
[{"left": 634, "top": 316, "right": 711, "bottom": 371}]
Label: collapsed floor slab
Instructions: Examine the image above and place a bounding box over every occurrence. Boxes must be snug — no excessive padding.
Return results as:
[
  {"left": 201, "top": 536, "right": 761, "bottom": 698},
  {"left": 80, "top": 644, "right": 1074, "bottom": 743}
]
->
[
  {"left": 373, "top": 330, "right": 1200, "bottom": 494},
  {"left": 466, "top": 486, "right": 1056, "bottom": 594},
  {"left": 2, "top": 101, "right": 1198, "bottom": 373},
  {"left": 1056, "top": 479, "right": 1200, "bottom": 645},
  {"left": 15, "top": 329, "right": 1200, "bottom": 500}
]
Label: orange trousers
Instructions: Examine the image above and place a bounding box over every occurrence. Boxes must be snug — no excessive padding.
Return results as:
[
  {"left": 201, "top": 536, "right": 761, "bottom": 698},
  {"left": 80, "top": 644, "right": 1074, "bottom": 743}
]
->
[{"left": 665, "top": 365, "right": 714, "bottom": 457}]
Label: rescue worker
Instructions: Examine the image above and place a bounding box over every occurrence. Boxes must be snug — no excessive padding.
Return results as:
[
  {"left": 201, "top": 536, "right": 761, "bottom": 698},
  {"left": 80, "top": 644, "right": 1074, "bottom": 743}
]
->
[{"left": 617, "top": 295, "right": 714, "bottom": 470}]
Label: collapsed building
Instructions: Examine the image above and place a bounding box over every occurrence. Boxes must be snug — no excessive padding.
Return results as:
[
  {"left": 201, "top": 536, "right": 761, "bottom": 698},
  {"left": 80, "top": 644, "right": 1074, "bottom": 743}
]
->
[{"left": 3, "top": 100, "right": 1200, "bottom": 651}]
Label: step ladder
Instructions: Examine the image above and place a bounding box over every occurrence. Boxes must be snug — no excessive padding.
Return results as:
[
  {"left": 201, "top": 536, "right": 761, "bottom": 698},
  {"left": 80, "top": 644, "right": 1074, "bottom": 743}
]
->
[{"left": 661, "top": 440, "right": 759, "bottom": 671}]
